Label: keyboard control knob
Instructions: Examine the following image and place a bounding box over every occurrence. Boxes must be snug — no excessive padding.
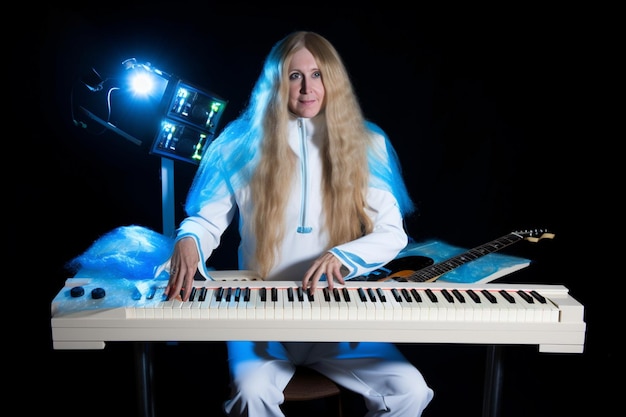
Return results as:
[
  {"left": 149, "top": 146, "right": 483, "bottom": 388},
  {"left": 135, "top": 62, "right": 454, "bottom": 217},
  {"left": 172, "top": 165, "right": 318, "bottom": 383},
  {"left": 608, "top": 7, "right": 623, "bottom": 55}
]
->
[
  {"left": 70, "top": 286, "right": 85, "bottom": 297},
  {"left": 91, "top": 287, "right": 106, "bottom": 299}
]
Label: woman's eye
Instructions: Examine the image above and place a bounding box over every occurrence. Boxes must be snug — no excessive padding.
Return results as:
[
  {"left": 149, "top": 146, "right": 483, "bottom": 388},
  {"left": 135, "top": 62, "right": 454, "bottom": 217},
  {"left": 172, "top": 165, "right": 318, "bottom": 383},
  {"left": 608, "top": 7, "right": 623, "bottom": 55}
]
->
[{"left": 289, "top": 73, "right": 302, "bottom": 80}]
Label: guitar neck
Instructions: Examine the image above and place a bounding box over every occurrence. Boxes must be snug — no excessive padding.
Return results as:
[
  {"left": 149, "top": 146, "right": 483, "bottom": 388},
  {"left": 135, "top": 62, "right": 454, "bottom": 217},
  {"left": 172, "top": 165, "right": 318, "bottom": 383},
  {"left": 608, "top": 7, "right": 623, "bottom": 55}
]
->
[{"left": 407, "top": 233, "right": 524, "bottom": 283}]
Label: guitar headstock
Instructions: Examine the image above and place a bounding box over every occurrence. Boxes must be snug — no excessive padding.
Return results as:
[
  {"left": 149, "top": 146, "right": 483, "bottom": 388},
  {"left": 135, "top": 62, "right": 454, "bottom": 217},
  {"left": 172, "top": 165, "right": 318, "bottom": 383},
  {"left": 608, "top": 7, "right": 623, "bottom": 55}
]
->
[{"left": 514, "top": 228, "right": 555, "bottom": 243}]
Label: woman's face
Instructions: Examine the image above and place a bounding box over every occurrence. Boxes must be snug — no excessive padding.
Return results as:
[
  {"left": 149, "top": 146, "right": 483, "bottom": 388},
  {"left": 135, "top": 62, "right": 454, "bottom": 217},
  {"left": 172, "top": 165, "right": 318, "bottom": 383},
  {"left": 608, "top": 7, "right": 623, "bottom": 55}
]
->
[{"left": 287, "top": 47, "right": 325, "bottom": 118}]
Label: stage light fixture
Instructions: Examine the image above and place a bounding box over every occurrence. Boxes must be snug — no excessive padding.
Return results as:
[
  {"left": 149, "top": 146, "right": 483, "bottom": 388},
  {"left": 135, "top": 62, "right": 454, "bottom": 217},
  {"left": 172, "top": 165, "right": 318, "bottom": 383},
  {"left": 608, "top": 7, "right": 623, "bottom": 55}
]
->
[
  {"left": 71, "top": 55, "right": 230, "bottom": 240},
  {"left": 149, "top": 78, "right": 227, "bottom": 165},
  {"left": 73, "top": 57, "right": 227, "bottom": 166}
]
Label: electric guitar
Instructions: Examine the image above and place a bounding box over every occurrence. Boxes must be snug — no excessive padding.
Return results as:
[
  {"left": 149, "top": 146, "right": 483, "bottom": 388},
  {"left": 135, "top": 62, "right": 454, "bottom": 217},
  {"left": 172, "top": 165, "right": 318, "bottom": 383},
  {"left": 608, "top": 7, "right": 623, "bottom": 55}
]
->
[{"left": 374, "top": 229, "right": 554, "bottom": 283}]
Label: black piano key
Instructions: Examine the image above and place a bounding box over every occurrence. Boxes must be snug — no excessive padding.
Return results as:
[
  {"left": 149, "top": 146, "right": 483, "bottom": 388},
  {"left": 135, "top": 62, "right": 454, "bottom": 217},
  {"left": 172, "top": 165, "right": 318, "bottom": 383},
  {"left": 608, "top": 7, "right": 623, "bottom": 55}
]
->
[
  {"left": 452, "top": 289, "right": 465, "bottom": 303},
  {"left": 271, "top": 287, "right": 278, "bottom": 302},
  {"left": 376, "top": 288, "right": 386, "bottom": 302},
  {"left": 425, "top": 289, "right": 438, "bottom": 302},
  {"left": 481, "top": 290, "right": 497, "bottom": 304},
  {"left": 234, "top": 287, "right": 241, "bottom": 302},
  {"left": 322, "top": 288, "right": 331, "bottom": 302},
  {"left": 332, "top": 288, "right": 341, "bottom": 302},
  {"left": 243, "top": 287, "right": 250, "bottom": 302},
  {"left": 517, "top": 290, "right": 534, "bottom": 303},
  {"left": 441, "top": 289, "right": 454, "bottom": 303},
  {"left": 391, "top": 288, "right": 402, "bottom": 302},
  {"left": 296, "top": 287, "right": 304, "bottom": 302},
  {"left": 287, "top": 287, "right": 294, "bottom": 302},
  {"left": 215, "top": 287, "right": 224, "bottom": 302},
  {"left": 410, "top": 289, "right": 421, "bottom": 302},
  {"left": 529, "top": 290, "right": 547, "bottom": 304},
  {"left": 357, "top": 288, "right": 367, "bottom": 302},
  {"left": 225, "top": 287, "right": 233, "bottom": 302},
  {"left": 499, "top": 290, "right": 515, "bottom": 303},
  {"left": 198, "top": 287, "right": 208, "bottom": 302},
  {"left": 306, "top": 288, "right": 314, "bottom": 301},
  {"left": 189, "top": 287, "right": 197, "bottom": 301},
  {"left": 259, "top": 287, "right": 267, "bottom": 302},
  {"left": 366, "top": 288, "right": 377, "bottom": 302},
  {"left": 342, "top": 287, "right": 351, "bottom": 302},
  {"left": 466, "top": 289, "right": 481, "bottom": 303}
]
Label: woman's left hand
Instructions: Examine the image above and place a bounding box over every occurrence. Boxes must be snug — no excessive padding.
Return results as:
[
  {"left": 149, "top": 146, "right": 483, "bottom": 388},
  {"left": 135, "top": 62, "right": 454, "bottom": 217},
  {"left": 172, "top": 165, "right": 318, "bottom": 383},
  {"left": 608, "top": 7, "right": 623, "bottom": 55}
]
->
[{"left": 302, "top": 252, "right": 345, "bottom": 293}]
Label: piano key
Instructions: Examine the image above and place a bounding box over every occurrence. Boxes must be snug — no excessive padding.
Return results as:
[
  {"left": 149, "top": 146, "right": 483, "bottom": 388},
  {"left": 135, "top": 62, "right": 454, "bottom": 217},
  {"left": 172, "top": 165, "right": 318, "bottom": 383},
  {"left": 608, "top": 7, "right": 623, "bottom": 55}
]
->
[
  {"left": 451, "top": 289, "right": 465, "bottom": 303},
  {"left": 530, "top": 290, "right": 547, "bottom": 303},
  {"left": 425, "top": 289, "right": 438, "bottom": 303}
]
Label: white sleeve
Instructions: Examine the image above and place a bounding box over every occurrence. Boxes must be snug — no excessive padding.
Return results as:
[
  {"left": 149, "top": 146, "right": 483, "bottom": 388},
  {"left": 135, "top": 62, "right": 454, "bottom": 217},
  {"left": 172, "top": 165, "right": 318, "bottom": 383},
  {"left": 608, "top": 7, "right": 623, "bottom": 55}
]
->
[
  {"left": 329, "top": 188, "right": 408, "bottom": 279},
  {"left": 176, "top": 193, "right": 237, "bottom": 279}
]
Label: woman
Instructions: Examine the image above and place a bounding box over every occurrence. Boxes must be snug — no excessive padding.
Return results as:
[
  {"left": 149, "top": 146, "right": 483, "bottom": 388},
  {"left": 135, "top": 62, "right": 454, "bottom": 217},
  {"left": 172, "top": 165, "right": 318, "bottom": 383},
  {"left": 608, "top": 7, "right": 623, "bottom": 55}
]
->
[{"left": 164, "top": 31, "right": 433, "bottom": 417}]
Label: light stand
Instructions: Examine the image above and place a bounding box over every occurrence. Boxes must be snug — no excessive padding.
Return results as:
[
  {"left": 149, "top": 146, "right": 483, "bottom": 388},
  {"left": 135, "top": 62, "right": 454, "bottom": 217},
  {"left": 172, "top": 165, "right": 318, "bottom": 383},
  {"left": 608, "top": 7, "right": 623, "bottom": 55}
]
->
[
  {"left": 74, "top": 59, "right": 227, "bottom": 417},
  {"left": 160, "top": 157, "right": 176, "bottom": 237},
  {"left": 134, "top": 157, "right": 175, "bottom": 417}
]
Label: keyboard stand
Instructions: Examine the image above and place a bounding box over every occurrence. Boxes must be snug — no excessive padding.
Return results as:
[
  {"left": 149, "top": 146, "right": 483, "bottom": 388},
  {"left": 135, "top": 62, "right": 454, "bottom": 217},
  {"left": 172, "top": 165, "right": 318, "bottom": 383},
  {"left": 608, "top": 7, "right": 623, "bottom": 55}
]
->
[
  {"left": 135, "top": 342, "right": 156, "bottom": 417},
  {"left": 132, "top": 342, "right": 506, "bottom": 417},
  {"left": 483, "top": 345, "right": 504, "bottom": 417}
]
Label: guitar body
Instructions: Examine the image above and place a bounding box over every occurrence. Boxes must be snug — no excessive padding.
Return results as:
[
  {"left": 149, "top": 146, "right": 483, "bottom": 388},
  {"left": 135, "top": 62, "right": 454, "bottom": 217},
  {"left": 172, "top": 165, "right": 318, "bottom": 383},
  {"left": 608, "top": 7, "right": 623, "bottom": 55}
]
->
[{"left": 381, "top": 256, "right": 434, "bottom": 281}]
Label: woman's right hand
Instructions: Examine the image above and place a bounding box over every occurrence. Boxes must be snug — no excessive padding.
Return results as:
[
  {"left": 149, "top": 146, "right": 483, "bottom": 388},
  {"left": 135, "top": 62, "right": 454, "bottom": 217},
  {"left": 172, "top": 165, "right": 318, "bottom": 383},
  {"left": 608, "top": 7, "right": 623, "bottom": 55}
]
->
[{"left": 165, "top": 237, "right": 200, "bottom": 301}]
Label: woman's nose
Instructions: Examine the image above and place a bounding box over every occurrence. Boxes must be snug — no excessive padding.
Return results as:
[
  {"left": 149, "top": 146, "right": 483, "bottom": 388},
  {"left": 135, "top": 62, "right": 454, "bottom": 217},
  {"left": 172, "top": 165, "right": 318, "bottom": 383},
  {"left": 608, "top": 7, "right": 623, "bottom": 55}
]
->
[{"left": 299, "top": 79, "right": 308, "bottom": 93}]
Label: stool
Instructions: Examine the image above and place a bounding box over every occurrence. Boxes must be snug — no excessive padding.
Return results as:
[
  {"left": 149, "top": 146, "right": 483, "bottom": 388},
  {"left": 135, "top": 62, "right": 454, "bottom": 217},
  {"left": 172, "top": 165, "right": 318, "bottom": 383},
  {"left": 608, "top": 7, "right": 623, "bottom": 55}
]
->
[{"left": 282, "top": 366, "right": 343, "bottom": 417}]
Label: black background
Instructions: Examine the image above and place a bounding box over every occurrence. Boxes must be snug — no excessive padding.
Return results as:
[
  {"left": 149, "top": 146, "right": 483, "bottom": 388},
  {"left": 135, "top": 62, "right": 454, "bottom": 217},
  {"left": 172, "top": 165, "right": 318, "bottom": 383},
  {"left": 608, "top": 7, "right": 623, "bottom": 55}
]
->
[{"left": 31, "top": 6, "right": 609, "bottom": 417}]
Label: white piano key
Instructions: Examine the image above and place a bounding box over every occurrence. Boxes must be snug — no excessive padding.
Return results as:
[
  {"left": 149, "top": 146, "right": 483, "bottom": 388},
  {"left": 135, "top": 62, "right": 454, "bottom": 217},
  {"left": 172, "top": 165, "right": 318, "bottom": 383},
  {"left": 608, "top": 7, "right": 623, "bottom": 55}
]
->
[
  {"left": 307, "top": 289, "right": 321, "bottom": 320},
  {"left": 508, "top": 291, "right": 532, "bottom": 322},
  {"left": 240, "top": 287, "right": 254, "bottom": 320},
  {"left": 379, "top": 288, "right": 401, "bottom": 320},
  {"left": 331, "top": 288, "right": 348, "bottom": 320},
  {"left": 197, "top": 288, "right": 214, "bottom": 319},
  {"left": 478, "top": 290, "right": 499, "bottom": 321},
  {"left": 277, "top": 288, "right": 288, "bottom": 320},
  {"left": 208, "top": 289, "right": 223, "bottom": 319},
  {"left": 180, "top": 299, "right": 193, "bottom": 319},
  {"left": 493, "top": 291, "right": 518, "bottom": 322},
  {"left": 415, "top": 289, "right": 439, "bottom": 321},
  {"left": 315, "top": 289, "right": 330, "bottom": 320},
  {"left": 291, "top": 287, "right": 303, "bottom": 320},
  {"left": 255, "top": 288, "right": 268, "bottom": 320},
  {"left": 436, "top": 290, "right": 455, "bottom": 321},
  {"left": 462, "top": 289, "right": 484, "bottom": 321},
  {"left": 401, "top": 288, "right": 424, "bottom": 321}
]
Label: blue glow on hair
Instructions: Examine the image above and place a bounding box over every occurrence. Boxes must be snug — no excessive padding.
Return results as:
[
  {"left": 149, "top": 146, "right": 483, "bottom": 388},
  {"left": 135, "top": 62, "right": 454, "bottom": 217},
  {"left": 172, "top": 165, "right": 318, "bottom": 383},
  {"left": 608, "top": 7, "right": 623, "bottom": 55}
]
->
[{"left": 366, "top": 121, "right": 415, "bottom": 216}]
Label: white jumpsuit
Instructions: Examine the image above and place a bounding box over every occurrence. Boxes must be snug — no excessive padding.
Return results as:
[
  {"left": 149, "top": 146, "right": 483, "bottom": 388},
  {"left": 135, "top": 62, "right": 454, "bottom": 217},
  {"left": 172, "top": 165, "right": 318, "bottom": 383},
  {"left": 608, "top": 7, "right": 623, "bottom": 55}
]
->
[{"left": 177, "top": 116, "right": 434, "bottom": 416}]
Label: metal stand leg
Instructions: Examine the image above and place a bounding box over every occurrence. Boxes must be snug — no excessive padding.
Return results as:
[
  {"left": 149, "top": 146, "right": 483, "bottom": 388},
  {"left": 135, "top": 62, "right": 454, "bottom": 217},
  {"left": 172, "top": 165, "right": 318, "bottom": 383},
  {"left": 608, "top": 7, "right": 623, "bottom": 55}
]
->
[
  {"left": 135, "top": 342, "right": 156, "bottom": 417},
  {"left": 482, "top": 345, "right": 504, "bottom": 417}
]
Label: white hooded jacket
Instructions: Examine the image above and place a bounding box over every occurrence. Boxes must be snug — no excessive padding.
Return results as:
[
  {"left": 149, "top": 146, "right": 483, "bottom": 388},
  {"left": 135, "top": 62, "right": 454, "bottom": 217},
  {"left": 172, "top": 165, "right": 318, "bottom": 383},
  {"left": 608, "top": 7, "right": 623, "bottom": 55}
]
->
[{"left": 177, "top": 116, "right": 408, "bottom": 281}]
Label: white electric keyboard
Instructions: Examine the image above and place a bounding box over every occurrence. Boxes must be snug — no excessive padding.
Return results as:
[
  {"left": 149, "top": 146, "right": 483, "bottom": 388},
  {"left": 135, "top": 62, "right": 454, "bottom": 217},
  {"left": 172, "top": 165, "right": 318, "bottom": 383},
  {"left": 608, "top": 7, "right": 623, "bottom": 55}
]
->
[{"left": 51, "top": 273, "right": 586, "bottom": 353}]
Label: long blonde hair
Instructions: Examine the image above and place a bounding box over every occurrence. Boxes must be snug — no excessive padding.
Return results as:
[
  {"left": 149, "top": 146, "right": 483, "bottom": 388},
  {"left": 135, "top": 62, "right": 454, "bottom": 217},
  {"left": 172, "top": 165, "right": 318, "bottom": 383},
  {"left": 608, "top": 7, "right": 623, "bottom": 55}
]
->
[
  {"left": 185, "top": 31, "right": 413, "bottom": 278},
  {"left": 249, "top": 31, "right": 373, "bottom": 277}
]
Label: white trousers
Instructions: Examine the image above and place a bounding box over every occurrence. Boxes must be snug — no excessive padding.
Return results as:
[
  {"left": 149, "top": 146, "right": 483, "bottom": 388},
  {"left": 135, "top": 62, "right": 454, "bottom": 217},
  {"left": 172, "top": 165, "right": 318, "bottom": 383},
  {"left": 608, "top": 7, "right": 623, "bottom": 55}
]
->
[{"left": 223, "top": 341, "right": 433, "bottom": 417}]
